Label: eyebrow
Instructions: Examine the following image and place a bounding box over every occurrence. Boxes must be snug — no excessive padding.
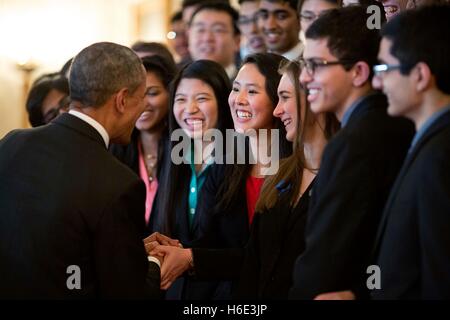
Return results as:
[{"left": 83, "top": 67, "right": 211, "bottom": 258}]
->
[
  {"left": 259, "top": 8, "right": 290, "bottom": 15},
  {"left": 233, "top": 81, "right": 263, "bottom": 88}
]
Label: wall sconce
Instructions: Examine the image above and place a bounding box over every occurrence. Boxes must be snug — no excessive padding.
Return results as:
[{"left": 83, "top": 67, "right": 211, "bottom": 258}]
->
[{"left": 16, "top": 60, "right": 37, "bottom": 128}]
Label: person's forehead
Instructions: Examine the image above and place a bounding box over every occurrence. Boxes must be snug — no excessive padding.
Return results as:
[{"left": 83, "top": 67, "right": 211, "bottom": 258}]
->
[
  {"left": 260, "top": 0, "right": 295, "bottom": 11},
  {"left": 191, "top": 9, "right": 233, "bottom": 25},
  {"left": 303, "top": 38, "right": 334, "bottom": 57},
  {"left": 240, "top": 1, "right": 260, "bottom": 15}
]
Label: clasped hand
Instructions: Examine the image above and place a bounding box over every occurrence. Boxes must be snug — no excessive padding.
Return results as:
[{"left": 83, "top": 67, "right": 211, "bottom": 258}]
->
[{"left": 143, "top": 232, "right": 192, "bottom": 290}]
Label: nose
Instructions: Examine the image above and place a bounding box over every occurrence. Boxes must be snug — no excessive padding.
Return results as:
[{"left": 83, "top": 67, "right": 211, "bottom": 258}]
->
[
  {"left": 263, "top": 14, "right": 278, "bottom": 30},
  {"left": 185, "top": 100, "right": 199, "bottom": 114},
  {"left": 273, "top": 101, "right": 283, "bottom": 118},
  {"left": 372, "top": 74, "right": 383, "bottom": 90},
  {"left": 235, "top": 90, "right": 248, "bottom": 106},
  {"left": 299, "top": 67, "right": 312, "bottom": 86}
]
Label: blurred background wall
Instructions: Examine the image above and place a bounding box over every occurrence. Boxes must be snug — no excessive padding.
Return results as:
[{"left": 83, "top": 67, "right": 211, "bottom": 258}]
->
[{"left": 0, "top": 0, "right": 184, "bottom": 138}]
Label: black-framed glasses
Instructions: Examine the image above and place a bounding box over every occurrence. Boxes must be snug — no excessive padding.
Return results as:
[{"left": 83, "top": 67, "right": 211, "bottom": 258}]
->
[
  {"left": 43, "top": 96, "right": 70, "bottom": 124},
  {"left": 373, "top": 64, "right": 402, "bottom": 76},
  {"left": 298, "top": 58, "right": 354, "bottom": 76},
  {"left": 238, "top": 15, "right": 258, "bottom": 26}
]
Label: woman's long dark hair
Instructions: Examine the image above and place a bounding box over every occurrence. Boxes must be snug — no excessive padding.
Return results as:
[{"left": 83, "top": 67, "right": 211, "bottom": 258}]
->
[
  {"left": 155, "top": 60, "right": 234, "bottom": 236},
  {"left": 215, "top": 53, "right": 293, "bottom": 213}
]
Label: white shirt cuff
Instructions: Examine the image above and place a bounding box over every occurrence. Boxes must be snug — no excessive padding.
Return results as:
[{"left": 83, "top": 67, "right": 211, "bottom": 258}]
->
[{"left": 147, "top": 255, "right": 161, "bottom": 268}]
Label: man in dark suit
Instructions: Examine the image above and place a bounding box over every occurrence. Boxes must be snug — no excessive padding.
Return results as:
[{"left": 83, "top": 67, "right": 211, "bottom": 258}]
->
[
  {"left": 0, "top": 42, "right": 162, "bottom": 299},
  {"left": 370, "top": 5, "right": 450, "bottom": 299},
  {"left": 289, "top": 6, "right": 414, "bottom": 299}
]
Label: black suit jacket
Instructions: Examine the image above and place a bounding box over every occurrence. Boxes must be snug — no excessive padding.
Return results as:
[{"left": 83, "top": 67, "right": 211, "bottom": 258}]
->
[
  {"left": 372, "top": 110, "right": 450, "bottom": 299},
  {"left": 235, "top": 181, "right": 313, "bottom": 299},
  {"left": 0, "top": 113, "right": 161, "bottom": 299},
  {"left": 161, "top": 163, "right": 250, "bottom": 300},
  {"left": 290, "top": 93, "right": 415, "bottom": 299}
]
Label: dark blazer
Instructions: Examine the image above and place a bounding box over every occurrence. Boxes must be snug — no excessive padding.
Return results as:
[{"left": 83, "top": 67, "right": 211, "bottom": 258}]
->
[
  {"left": 235, "top": 181, "right": 313, "bottom": 299},
  {"left": 372, "top": 110, "right": 450, "bottom": 300},
  {"left": 0, "top": 113, "right": 161, "bottom": 299},
  {"left": 160, "top": 163, "right": 250, "bottom": 300},
  {"left": 192, "top": 180, "right": 313, "bottom": 300},
  {"left": 289, "top": 93, "right": 415, "bottom": 299}
]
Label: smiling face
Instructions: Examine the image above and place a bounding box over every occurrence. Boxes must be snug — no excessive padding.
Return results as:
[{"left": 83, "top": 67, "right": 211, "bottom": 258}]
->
[
  {"left": 372, "top": 38, "right": 419, "bottom": 120},
  {"left": 188, "top": 9, "right": 240, "bottom": 68},
  {"left": 239, "top": 1, "right": 266, "bottom": 53},
  {"left": 228, "top": 63, "right": 275, "bottom": 133},
  {"left": 273, "top": 72, "right": 299, "bottom": 142},
  {"left": 377, "top": 0, "right": 409, "bottom": 19},
  {"left": 257, "top": 0, "right": 300, "bottom": 54},
  {"left": 300, "top": 0, "right": 339, "bottom": 34},
  {"left": 300, "top": 38, "right": 355, "bottom": 119},
  {"left": 173, "top": 78, "right": 219, "bottom": 139},
  {"left": 135, "top": 71, "right": 169, "bottom": 132}
]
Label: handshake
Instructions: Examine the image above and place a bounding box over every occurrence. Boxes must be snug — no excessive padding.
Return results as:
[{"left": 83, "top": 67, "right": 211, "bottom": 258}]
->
[{"left": 143, "top": 232, "right": 193, "bottom": 290}]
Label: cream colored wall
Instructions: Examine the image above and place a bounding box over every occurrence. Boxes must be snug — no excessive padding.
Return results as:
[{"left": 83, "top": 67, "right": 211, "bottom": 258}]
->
[{"left": 0, "top": 0, "right": 178, "bottom": 138}]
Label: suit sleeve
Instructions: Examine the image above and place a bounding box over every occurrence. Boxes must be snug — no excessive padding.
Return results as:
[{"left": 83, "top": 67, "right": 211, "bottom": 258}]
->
[
  {"left": 94, "top": 179, "right": 161, "bottom": 299},
  {"left": 418, "top": 150, "right": 450, "bottom": 299},
  {"left": 290, "top": 137, "right": 379, "bottom": 299}
]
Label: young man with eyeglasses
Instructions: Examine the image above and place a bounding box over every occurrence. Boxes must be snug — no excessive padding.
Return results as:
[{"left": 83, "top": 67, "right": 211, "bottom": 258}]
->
[
  {"left": 289, "top": 5, "right": 414, "bottom": 300},
  {"left": 238, "top": 0, "right": 266, "bottom": 57},
  {"left": 369, "top": 5, "right": 450, "bottom": 299},
  {"left": 188, "top": 2, "right": 241, "bottom": 80},
  {"left": 257, "top": 0, "right": 302, "bottom": 60}
]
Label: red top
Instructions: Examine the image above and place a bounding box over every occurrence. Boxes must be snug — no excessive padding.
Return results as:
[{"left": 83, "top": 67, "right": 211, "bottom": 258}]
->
[{"left": 246, "top": 176, "right": 265, "bottom": 226}]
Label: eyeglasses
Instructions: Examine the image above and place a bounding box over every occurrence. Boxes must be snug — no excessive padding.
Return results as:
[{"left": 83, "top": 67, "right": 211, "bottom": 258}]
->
[
  {"left": 43, "top": 96, "right": 70, "bottom": 124},
  {"left": 238, "top": 15, "right": 258, "bottom": 27},
  {"left": 300, "top": 9, "right": 333, "bottom": 22},
  {"left": 298, "top": 58, "right": 354, "bottom": 76},
  {"left": 373, "top": 64, "right": 402, "bottom": 76},
  {"left": 190, "top": 25, "right": 231, "bottom": 36}
]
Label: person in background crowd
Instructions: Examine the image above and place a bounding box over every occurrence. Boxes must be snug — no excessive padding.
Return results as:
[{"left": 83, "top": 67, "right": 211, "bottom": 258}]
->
[
  {"left": 238, "top": 0, "right": 266, "bottom": 58},
  {"left": 257, "top": 0, "right": 302, "bottom": 60},
  {"left": 188, "top": 1, "right": 241, "bottom": 80},
  {"left": 25, "top": 72, "right": 70, "bottom": 127},
  {"left": 131, "top": 41, "right": 177, "bottom": 67},
  {"left": 167, "top": 10, "right": 191, "bottom": 68},
  {"left": 297, "top": 0, "right": 342, "bottom": 44}
]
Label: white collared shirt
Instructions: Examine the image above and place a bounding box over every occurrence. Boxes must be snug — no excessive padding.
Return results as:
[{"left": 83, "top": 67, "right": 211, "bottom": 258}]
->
[
  {"left": 225, "top": 63, "right": 238, "bottom": 80},
  {"left": 68, "top": 110, "right": 110, "bottom": 147},
  {"left": 279, "top": 41, "right": 304, "bottom": 61}
]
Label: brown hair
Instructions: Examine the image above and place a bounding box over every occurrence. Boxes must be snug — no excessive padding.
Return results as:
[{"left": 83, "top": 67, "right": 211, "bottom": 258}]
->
[{"left": 256, "top": 60, "right": 339, "bottom": 212}]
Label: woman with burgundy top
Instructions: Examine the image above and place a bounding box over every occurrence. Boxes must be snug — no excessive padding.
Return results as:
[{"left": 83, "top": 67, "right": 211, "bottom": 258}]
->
[
  {"left": 147, "top": 60, "right": 340, "bottom": 299},
  {"left": 110, "top": 55, "right": 176, "bottom": 234}
]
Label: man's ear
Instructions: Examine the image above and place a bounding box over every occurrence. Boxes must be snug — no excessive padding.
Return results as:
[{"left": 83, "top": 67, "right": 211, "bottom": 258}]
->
[
  {"left": 351, "top": 61, "right": 371, "bottom": 87},
  {"left": 414, "top": 62, "right": 432, "bottom": 92},
  {"left": 114, "top": 88, "right": 129, "bottom": 114}
]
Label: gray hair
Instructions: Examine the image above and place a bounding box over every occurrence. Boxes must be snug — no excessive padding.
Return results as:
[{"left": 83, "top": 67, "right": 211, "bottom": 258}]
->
[{"left": 69, "top": 42, "right": 145, "bottom": 107}]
